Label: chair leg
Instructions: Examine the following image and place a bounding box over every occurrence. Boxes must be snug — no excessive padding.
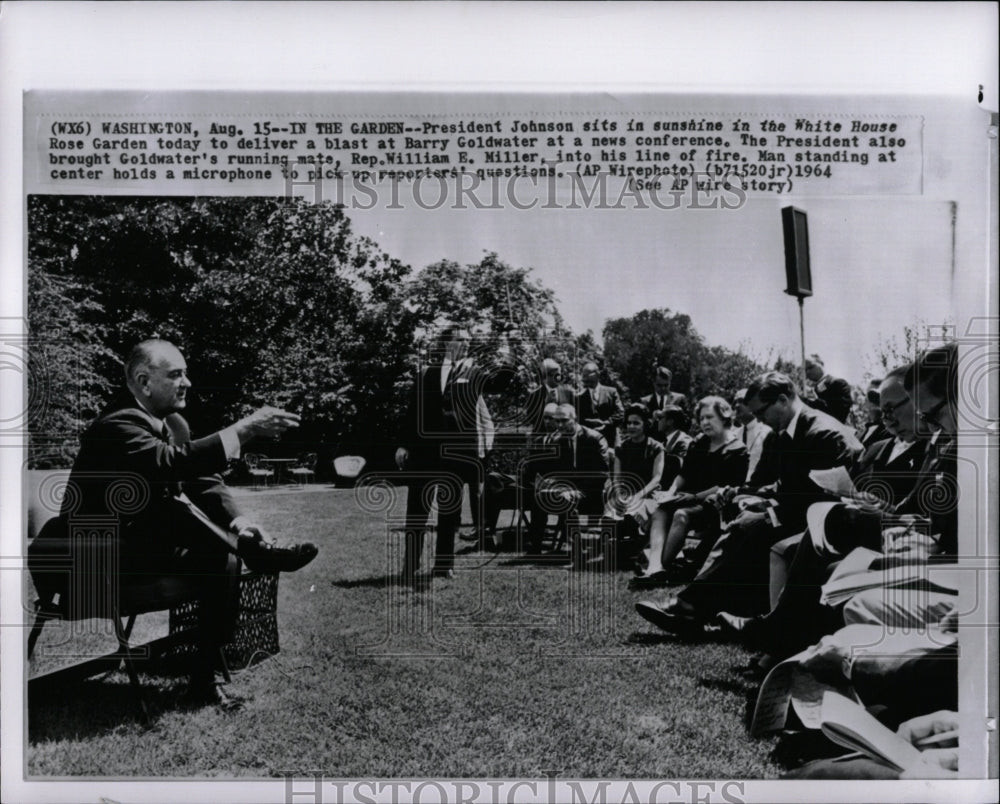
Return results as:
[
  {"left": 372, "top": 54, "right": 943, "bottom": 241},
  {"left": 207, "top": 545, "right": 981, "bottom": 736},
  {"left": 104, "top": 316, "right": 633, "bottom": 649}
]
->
[
  {"left": 27, "top": 604, "right": 46, "bottom": 660},
  {"left": 113, "top": 614, "right": 149, "bottom": 722},
  {"left": 218, "top": 648, "right": 232, "bottom": 683}
]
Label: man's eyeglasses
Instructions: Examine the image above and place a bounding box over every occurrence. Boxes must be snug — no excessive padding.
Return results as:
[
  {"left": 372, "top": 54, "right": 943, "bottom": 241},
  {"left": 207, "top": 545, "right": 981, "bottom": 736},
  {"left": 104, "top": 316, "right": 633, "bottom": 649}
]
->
[
  {"left": 748, "top": 398, "right": 777, "bottom": 422},
  {"left": 917, "top": 397, "right": 949, "bottom": 427},
  {"left": 880, "top": 396, "right": 910, "bottom": 421}
]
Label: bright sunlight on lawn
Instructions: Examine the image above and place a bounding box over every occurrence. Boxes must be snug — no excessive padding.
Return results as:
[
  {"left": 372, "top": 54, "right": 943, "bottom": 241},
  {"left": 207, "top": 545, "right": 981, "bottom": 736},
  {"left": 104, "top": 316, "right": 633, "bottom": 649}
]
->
[{"left": 27, "top": 485, "right": 781, "bottom": 778}]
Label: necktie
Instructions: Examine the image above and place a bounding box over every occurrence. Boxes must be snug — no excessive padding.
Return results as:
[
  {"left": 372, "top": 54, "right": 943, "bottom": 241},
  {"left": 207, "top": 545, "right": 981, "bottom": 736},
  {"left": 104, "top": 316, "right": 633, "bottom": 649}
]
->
[{"left": 742, "top": 426, "right": 748, "bottom": 444}]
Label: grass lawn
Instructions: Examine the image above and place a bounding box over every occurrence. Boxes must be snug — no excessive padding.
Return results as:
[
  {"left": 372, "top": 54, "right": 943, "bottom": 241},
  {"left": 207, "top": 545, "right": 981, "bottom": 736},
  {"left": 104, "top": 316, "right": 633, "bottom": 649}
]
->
[{"left": 26, "top": 484, "right": 782, "bottom": 778}]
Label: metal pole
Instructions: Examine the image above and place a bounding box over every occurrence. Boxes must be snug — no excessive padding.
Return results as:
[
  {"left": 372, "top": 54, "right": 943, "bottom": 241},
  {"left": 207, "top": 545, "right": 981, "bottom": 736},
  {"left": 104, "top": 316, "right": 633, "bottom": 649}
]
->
[{"left": 798, "top": 295, "right": 807, "bottom": 390}]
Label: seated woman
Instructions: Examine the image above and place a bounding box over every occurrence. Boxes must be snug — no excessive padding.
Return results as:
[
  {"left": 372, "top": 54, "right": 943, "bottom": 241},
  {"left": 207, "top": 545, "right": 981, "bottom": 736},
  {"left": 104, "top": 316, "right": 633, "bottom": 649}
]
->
[
  {"left": 629, "top": 395, "right": 748, "bottom": 589},
  {"left": 607, "top": 403, "right": 666, "bottom": 542}
]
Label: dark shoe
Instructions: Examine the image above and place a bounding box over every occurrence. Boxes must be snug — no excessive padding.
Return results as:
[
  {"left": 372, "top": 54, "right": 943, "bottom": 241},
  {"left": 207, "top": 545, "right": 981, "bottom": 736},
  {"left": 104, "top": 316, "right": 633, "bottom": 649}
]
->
[
  {"left": 664, "top": 561, "right": 697, "bottom": 584},
  {"left": 431, "top": 566, "right": 455, "bottom": 579},
  {"left": 628, "top": 571, "right": 669, "bottom": 590},
  {"left": 181, "top": 681, "right": 245, "bottom": 712},
  {"left": 634, "top": 599, "right": 702, "bottom": 635},
  {"left": 715, "top": 611, "right": 769, "bottom": 648},
  {"left": 240, "top": 538, "right": 318, "bottom": 573}
]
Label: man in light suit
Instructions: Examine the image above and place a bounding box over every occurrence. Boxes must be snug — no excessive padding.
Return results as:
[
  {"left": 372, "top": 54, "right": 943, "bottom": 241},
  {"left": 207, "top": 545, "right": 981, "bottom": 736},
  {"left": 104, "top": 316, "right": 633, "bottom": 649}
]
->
[
  {"left": 575, "top": 362, "right": 624, "bottom": 449},
  {"left": 636, "top": 371, "right": 862, "bottom": 631},
  {"left": 38, "top": 339, "right": 318, "bottom": 708},
  {"left": 524, "top": 358, "right": 575, "bottom": 433},
  {"left": 396, "top": 324, "right": 517, "bottom": 580},
  {"left": 732, "top": 388, "right": 776, "bottom": 485}
]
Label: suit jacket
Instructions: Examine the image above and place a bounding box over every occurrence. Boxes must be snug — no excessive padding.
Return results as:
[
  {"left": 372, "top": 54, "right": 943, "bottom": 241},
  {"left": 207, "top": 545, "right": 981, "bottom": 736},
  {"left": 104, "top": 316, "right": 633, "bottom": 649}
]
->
[
  {"left": 524, "top": 382, "right": 576, "bottom": 432},
  {"left": 539, "top": 424, "right": 610, "bottom": 496},
  {"left": 859, "top": 421, "right": 891, "bottom": 449},
  {"left": 893, "top": 433, "right": 957, "bottom": 558},
  {"left": 575, "top": 384, "right": 624, "bottom": 448},
  {"left": 640, "top": 391, "right": 688, "bottom": 442},
  {"left": 851, "top": 436, "right": 927, "bottom": 508},
  {"left": 809, "top": 374, "right": 854, "bottom": 423},
  {"left": 746, "top": 428, "right": 779, "bottom": 488},
  {"left": 59, "top": 395, "right": 241, "bottom": 548},
  {"left": 401, "top": 356, "right": 515, "bottom": 467},
  {"left": 772, "top": 404, "right": 863, "bottom": 530}
]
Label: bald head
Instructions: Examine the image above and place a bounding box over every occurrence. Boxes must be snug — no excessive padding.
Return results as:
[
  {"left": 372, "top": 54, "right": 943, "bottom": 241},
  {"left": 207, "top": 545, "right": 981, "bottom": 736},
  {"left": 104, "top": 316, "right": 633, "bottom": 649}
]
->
[
  {"left": 125, "top": 339, "right": 191, "bottom": 417},
  {"left": 582, "top": 362, "right": 600, "bottom": 388},
  {"left": 554, "top": 402, "right": 577, "bottom": 434}
]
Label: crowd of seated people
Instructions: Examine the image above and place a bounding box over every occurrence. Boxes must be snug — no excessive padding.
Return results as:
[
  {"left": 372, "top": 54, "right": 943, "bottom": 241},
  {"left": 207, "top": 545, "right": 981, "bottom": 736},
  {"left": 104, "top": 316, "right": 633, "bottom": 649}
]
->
[
  {"left": 411, "top": 334, "right": 963, "bottom": 778},
  {"left": 627, "top": 342, "right": 962, "bottom": 780}
]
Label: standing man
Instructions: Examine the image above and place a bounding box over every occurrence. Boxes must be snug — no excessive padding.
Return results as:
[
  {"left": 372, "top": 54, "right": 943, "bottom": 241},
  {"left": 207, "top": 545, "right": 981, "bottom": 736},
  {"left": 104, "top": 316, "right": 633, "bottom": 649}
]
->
[
  {"left": 804, "top": 354, "right": 854, "bottom": 424},
  {"left": 36, "top": 339, "right": 318, "bottom": 708},
  {"left": 575, "top": 361, "right": 625, "bottom": 449},
  {"left": 396, "top": 324, "right": 517, "bottom": 581},
  {"left": 641, "top": 366, "right": 688, "bottom": 442},
  {"left": 524, "top": 358, "right": 575, "bottom": 433}
]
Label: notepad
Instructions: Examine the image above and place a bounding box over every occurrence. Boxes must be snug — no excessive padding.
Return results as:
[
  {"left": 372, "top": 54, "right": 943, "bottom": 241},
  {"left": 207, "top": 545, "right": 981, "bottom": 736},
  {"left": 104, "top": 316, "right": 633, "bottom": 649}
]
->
[{"left": 820, "top": 691, "right": 923, "bottom": 772}]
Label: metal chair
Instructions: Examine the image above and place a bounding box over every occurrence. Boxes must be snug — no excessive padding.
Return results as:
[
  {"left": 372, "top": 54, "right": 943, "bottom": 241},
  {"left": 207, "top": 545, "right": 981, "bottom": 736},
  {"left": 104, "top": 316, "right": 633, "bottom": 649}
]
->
[
  {"left": 244, "top": 453, "right": 275, "bottom": 487},
  {"left": 288, "top": 452, "right": 317, "bottom": 485},
  {"left": 27, "top": 503, "right": 240, "bottom": 722}
]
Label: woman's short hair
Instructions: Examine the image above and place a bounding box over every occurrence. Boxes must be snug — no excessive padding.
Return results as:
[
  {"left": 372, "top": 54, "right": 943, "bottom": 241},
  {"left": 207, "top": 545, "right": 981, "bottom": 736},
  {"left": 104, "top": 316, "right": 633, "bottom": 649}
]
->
[
  {"left": 696, "top": 395, "right": 735, "bottom": 428},
  {"left": 625, "top": 402, "right": 651, "bottom": 423}
]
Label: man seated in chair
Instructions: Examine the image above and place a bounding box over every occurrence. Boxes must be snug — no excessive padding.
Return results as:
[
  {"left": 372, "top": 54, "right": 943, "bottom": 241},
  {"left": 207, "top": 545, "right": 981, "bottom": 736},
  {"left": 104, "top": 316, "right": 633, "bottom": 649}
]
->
[
  {"left": 49, "top": 338, "right": 319, "bottom": 709},
  {"left": 524, "top": 403, "right": 610, "bottom": 554}
]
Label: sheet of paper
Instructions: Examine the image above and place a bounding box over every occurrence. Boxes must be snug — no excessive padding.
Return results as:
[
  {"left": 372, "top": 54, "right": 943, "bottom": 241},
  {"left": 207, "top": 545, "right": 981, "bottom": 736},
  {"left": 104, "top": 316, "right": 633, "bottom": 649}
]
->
[{"left": 809, "top": 466, "right": 857, "bottom": 496}]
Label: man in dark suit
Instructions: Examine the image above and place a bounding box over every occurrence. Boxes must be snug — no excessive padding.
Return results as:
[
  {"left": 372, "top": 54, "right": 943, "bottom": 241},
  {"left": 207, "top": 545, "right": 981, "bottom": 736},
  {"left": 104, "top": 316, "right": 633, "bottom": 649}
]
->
[
  {"left": 524, "top": 404, "right": 610, "bottom": 553},
  {"left": 47, "top": 339, "right": 318, "bottom": 707},
  {"left": 636, "top": 371, "right": 862, "bottom": 631},
  {"left": 575, "top": 362, "right": 624, "bottom": 449},
  {"left": 524, "top": 358, "right": 575, "bottom": 433},
  {"left": 858, "top": 378, "right": 890, "bottom": 447},
  {"left": 715, "top": 365, "right": 937, "bottom": 657},
  {"left": 805, "top": 354, "right": 854, "bottom": 424},
  {"left": 641, "top": 366, "right": 688, "bottom": 442},
  {"left": 396, "top": 324, "right": 517, "bottom": 580}
]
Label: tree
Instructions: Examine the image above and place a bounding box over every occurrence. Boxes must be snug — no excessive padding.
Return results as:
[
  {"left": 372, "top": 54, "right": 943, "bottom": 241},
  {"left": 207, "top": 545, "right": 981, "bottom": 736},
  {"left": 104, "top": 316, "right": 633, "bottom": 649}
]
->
[
  {"left": 26, "top": 196, "right": 414, "bottom": 468},
  {"left": 603, "top": 309, "right": 769, "bottom": 412}
]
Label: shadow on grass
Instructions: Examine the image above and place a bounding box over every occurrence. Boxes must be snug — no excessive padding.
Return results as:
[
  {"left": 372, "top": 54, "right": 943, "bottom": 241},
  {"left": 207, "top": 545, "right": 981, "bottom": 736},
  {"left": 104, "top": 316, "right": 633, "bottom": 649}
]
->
[
  {"left": 29, "top": 678, "right": 179, "bottom": 741},
  {"left": 330, "top": 575, "right": 398, "bottom": 589}
]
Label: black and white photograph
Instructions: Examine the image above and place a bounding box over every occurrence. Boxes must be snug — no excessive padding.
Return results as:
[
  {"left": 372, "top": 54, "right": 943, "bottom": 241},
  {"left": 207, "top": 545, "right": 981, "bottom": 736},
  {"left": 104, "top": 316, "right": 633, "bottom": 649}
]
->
[{"left": 2, "top": 4, "right": 997, "bottom": 803}]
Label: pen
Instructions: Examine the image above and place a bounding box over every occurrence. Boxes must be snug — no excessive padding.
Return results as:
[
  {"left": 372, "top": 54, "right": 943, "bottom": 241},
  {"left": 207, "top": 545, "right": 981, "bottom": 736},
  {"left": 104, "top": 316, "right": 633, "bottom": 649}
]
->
[{"left": 915, "top": 730, "right": 958, "bottom": 748}]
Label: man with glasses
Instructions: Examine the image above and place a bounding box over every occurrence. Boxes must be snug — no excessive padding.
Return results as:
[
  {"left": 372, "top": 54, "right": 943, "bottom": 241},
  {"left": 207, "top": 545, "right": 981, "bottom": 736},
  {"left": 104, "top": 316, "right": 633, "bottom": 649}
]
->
[
  {"left": 635, "top": 371, "right": 862, "bottom": 633},
  {"left": 713, "top": 364, "right": 935, "bottom": 658}
]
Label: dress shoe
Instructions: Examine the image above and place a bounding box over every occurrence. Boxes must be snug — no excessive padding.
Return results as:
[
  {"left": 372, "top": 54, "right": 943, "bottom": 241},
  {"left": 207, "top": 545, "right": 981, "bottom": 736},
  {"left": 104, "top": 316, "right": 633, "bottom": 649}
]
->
[
  {"left": 634, "top": 598, "right": 702, "bottom": 634},
  {"left": 627, "top": 570, "right": 669, "bottom": 591},
  {"left": 714, "top": 611, "right": 767, "bottom": 647},
  {"left": 181, "top": 681, "right": 245, "bottom": 712},
  {"left": 239, "top": 537, "right": 318, "bottom": 573}
]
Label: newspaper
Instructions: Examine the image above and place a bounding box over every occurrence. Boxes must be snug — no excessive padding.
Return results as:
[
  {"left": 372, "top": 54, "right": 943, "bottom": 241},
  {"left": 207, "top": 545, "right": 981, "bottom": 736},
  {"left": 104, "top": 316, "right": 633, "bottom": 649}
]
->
[{"left": 1, "top": 3, "right": 996, "bottom": 804}]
